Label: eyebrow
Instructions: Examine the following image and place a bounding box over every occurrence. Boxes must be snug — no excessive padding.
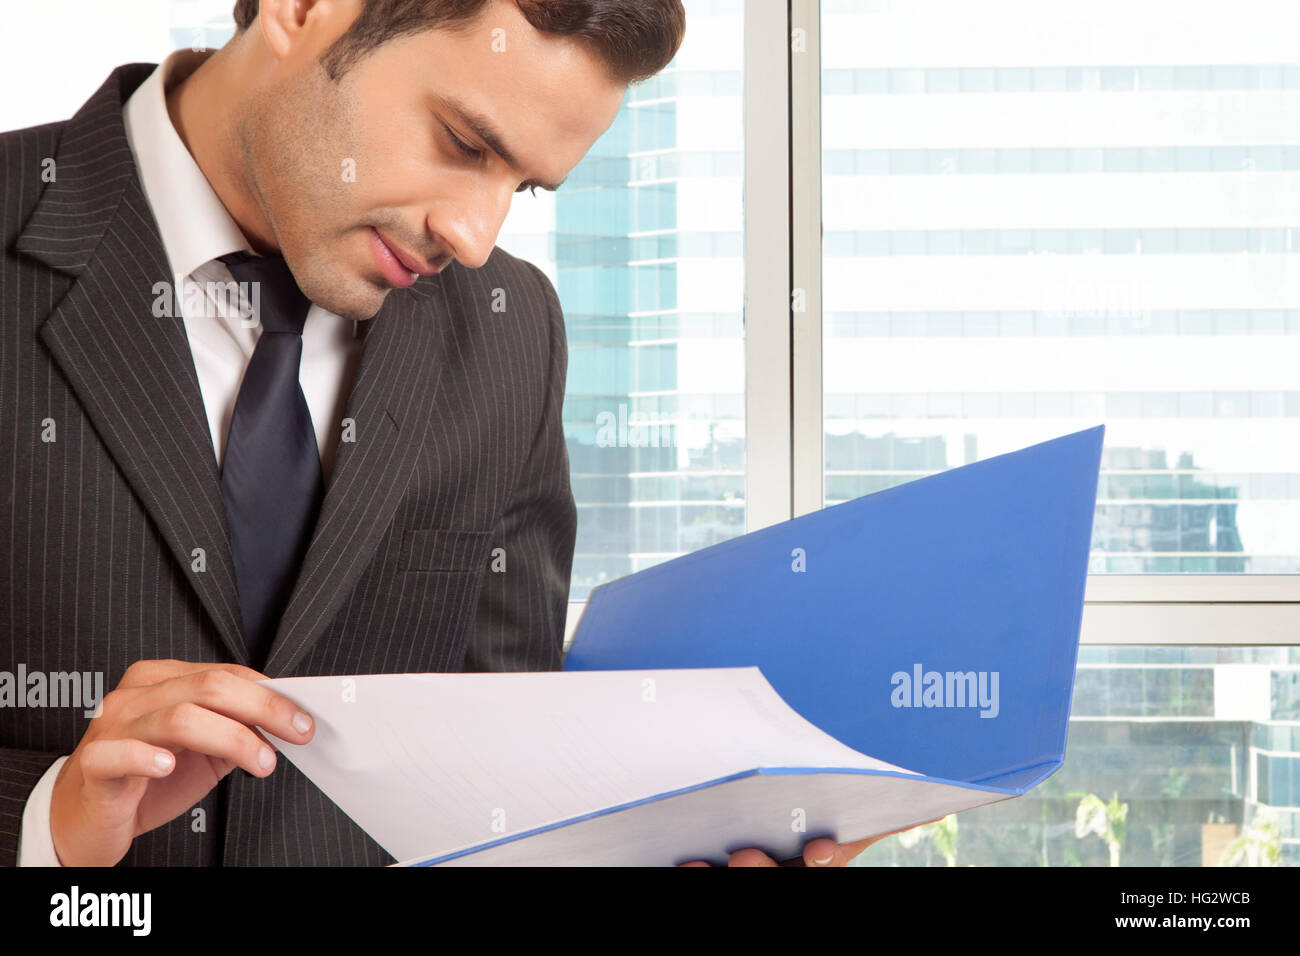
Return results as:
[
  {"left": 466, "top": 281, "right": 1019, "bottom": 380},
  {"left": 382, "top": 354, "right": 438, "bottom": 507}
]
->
[{"left": 435, "top": 94, "right": 567, "bottom": 192}]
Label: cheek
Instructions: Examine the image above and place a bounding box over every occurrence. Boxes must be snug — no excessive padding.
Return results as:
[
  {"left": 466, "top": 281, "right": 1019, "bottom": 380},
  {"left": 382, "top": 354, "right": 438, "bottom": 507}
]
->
[
  {"left": 285, "top": 121, "right": 364, "bottom": 219},
  {"left": 276, "top": 83, "right": 365, "bottom": 207}
]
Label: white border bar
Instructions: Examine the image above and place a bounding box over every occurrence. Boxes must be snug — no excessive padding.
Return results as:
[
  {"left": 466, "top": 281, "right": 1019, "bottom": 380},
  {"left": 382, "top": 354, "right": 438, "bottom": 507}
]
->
[
  {"left": 1081, "top": 603, "right": 1300, "bottom": 645},
  {"left": 744, "top": 0, "right": 793, "bottom": 532},
  {"left": 1085, "top": 574, "right": 1300, "bottom": 604},
  {"left": 791, "top": 0, "right": 824, "bottom": 518}
]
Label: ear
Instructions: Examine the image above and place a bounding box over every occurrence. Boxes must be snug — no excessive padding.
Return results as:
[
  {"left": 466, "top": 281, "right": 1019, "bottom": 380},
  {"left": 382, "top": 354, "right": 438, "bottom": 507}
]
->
[{"left": 256, "top": 0, "right": 363, "bottom": 64}]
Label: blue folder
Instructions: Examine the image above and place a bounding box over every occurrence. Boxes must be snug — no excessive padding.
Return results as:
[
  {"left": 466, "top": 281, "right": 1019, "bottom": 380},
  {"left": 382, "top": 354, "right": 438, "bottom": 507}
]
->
[
  {"left": 565, "top": 427, "right": 1104, "bottom": 795},
  {"left": 413, "top": 424, "right": 1104, "bottom": 865}
]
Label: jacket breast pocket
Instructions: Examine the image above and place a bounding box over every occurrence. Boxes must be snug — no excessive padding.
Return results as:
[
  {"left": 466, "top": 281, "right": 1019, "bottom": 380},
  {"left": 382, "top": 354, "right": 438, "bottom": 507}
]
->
[{"left": 399, "top": 528, "right": 493, "bottom": 572}]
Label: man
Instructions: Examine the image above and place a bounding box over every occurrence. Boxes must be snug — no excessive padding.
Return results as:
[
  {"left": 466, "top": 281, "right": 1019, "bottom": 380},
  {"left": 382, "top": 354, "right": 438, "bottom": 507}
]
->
[{"left": 0, "top": 0, "right": 908, "bottom": 867}]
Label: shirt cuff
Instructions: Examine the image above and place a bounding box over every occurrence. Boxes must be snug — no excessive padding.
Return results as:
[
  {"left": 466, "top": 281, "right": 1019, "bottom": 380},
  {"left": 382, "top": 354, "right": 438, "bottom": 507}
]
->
[{"left": 18, "top": 755, "right": 69, "bottom": 867}]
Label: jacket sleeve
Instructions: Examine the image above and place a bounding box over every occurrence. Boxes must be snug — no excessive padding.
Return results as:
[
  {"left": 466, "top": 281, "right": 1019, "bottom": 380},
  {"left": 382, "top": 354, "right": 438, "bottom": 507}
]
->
[
  {"left": 0, "top": 748, "right": 64, "bottom": 867},
  {"left": 460, "top": 262, "right": 577, "bottom": 674}
]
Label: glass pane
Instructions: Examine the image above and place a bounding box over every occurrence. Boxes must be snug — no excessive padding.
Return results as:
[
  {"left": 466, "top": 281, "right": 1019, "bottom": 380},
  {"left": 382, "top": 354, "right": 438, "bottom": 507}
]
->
[
  {"left": 851, "top": 646, "right": 1300, "bottom": 867},
  {"left": 821, "top": 0, "right": 1300, "bottom": 573},
  {"left": 497, "top": 0, "right": 745, "bottom": 599}
]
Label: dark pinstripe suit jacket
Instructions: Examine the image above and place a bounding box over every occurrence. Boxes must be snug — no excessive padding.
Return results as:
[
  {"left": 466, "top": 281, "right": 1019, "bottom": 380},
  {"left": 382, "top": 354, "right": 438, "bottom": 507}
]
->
[{"left": 0, "top": 63, "right": 577, "bottom": 865}]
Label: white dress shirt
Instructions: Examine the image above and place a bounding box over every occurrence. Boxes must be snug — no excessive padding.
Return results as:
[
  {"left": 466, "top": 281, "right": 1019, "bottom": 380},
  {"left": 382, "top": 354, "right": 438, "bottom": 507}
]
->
[{"left": 19, "top": 48, "right": 367, "bottom": 865}]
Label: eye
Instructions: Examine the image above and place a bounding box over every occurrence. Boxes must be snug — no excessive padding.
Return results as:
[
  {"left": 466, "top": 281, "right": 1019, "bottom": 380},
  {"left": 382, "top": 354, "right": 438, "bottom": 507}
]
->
[
  {"left": 516, "top": 183, "right": 539, "bottom": 196},
  {"left": 443, "top": 124, "right": 482, "bottom": 160}
]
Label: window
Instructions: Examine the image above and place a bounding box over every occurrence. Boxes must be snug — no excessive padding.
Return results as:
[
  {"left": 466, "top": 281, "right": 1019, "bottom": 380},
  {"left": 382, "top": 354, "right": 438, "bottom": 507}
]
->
[
  {"left": 820, "top": 0, "right": 1300, "bottom": 865},
  {"left": 496, "top": 0, "right": 746, "bottom": 601}
]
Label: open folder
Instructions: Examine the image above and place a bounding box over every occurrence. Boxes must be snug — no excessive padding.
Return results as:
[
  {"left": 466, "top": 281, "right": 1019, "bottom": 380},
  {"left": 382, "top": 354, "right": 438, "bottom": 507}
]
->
[{"left": 262, "top": 424, "right": 1105, "bottom": 866}]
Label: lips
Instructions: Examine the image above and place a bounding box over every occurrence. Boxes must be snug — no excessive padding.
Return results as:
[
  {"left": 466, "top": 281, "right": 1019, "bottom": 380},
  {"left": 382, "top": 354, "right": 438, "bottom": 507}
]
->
[
  {"left": 377, "top": 230, "right": 438, "bottom": 275},
  {"left": 370, "top": 229, "right": 418, "bottom": 288}
]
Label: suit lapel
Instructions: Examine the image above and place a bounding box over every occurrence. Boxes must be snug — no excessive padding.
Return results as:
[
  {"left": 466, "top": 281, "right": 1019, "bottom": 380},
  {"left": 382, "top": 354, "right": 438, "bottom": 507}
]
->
[
  {"left": 16, "top": 63, "right": 450, "bottom": 675},
  {"left": 263, "top": 277, "right": 447, "bottom": 677},
  {"left": 17, "top": 64, "right": 249, "bottom": 664}
]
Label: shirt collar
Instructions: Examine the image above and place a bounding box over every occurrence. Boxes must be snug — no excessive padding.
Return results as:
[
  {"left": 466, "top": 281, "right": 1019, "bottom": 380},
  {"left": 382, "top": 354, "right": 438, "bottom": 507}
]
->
[{"left": 121, "top": 48, "right": 253, "bottom": 281}]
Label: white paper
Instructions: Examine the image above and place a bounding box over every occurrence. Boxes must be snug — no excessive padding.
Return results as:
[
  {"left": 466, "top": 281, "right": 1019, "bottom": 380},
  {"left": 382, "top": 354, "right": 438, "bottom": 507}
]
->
[
  {"left": 259, "top": 667, "right": 922, "bottom": 865},
  {"left": 427, "top": 770, "right": 1013, "bottom": 867}
]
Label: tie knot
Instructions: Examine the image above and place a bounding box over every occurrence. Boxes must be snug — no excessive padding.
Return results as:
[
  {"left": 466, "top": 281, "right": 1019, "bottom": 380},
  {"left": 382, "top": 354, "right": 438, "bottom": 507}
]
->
[{"left": 217, "top": 251, "right": 312, "bottom": 335}]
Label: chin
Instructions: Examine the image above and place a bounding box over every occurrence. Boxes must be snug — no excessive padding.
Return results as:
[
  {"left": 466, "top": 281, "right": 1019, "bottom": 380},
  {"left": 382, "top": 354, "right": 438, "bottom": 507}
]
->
[
  {"left": 336, "top": 301, "right": 386, "bottom": 323},
  {"left": 321, "top": 277, "right": 389, "bottom": 323}
]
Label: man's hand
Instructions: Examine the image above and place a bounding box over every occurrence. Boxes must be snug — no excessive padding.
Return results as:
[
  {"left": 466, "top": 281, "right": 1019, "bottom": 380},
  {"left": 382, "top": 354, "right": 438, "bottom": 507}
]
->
[
  {"left": 677, "top": 817, "right": 946, "bottom": 867},
  {"left": 49, "top": 659, "right": 315, "bottom": 867}
]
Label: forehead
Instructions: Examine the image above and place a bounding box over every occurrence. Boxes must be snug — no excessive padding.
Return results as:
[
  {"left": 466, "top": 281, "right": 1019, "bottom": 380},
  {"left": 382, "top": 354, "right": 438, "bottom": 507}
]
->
[{"left": 370, "top": 7, "right": 626, "bottom": 176}]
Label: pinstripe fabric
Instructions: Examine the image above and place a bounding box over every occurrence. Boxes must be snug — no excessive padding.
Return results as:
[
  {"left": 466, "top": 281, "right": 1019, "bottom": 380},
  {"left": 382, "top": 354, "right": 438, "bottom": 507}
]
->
[{"left": 0, "top": 63, "right": 577, "bottom": 866}]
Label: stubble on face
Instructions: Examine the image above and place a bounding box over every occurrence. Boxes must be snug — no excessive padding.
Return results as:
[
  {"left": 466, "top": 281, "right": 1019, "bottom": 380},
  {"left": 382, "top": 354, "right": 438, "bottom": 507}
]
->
[{"left": 236, "top": 58, "right": 392, "bottom": 322}]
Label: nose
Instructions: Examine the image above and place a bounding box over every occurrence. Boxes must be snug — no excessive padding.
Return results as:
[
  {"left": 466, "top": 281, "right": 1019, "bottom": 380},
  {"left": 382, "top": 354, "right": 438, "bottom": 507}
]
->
[{"left": 433, "top": 178, "right": 516, "bottom": 270}]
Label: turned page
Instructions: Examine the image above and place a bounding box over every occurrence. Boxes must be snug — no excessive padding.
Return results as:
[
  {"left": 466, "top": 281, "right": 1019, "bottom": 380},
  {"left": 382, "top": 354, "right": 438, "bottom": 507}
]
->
[{"left": 261, "top": 667, "right": 919, "bottom": 863}]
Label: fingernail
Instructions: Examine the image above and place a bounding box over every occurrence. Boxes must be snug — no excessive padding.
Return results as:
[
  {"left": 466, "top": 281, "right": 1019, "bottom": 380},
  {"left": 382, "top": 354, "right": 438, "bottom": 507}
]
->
[
  {"left": 154, "top": 751, "right": 174, "bottom": 771},
  {"left": 811, "top": 851, "right": 835, "bottom": 866},
  {"left": 293, "top": 711, "right": 312, "bottom": 734},
  {"left": 259, "top": 746, "right": 275, "bottom": 770}
]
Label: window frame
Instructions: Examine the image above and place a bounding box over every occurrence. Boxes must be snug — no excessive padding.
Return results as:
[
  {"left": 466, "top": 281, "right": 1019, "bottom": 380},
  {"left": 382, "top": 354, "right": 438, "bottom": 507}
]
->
[{"left": 565, "top": 0, "right": 1300, "bottom": 648}]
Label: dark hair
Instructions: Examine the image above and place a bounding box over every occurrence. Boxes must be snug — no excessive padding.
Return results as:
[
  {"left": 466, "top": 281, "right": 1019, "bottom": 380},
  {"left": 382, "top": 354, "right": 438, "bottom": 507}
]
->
[{"left": 231, "top": 0, "right": 685, "bottom": 86}]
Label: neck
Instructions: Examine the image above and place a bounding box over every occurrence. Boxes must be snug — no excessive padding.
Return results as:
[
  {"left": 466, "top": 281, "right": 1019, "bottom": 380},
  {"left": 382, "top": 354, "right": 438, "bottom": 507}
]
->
[{"left": 164, "top": 41, "right": 279, "bottom": 257}]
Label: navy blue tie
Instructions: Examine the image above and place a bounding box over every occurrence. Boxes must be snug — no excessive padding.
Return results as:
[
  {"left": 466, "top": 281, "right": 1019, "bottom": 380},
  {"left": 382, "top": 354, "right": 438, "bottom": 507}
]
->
[{"left": 217, "top": 251, "right": 324, "bottom": 667}]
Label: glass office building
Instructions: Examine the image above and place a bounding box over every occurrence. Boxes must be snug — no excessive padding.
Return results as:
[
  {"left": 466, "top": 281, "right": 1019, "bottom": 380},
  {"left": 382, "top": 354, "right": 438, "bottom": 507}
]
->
[
  {"left": 498, "top": 2, "right": 747, "bottom": 598},
  {"left": 818, "top": 0, "right": 1299, "bottom": 865}
]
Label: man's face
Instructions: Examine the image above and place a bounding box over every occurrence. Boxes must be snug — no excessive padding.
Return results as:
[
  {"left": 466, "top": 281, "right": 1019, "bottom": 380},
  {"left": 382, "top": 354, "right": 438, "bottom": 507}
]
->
[{"left": 234, "top": 0, "right": 626, "bottom": 321}]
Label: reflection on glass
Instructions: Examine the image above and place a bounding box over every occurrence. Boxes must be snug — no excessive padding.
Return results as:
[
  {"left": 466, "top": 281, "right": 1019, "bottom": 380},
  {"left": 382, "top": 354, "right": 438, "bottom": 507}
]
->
[
  {"left": 822, "top": 0, "right": 1300, "bottom": 573},
  {"left": 852, "top": 646, "right": 1300, "bottom": 866},
  {"left": 497, "top": 0, "right": 745, "bottom": 600}
]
